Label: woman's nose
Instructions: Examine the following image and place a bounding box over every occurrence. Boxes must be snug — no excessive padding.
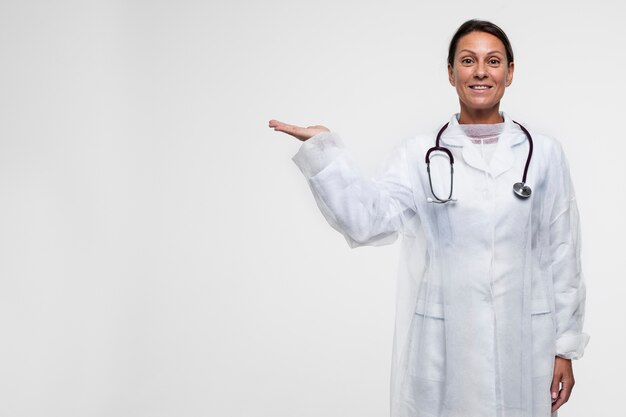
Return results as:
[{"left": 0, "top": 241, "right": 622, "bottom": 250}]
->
[{"left": 474, "top": 63, "right": 488, "bottom": 79}]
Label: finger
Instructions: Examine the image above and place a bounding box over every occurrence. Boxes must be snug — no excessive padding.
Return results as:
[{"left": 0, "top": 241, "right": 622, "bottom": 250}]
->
[
  {"left": 561, "top": 379, "right": 574, "bottom": 403},
  {"left": 550, "top": 373, "right": 560, "bottom": 402},
  {"left": 551, "top": 394, "right": 566, "bottom": 412},
  {"left": 269, "top": 120, "right": 305, "bottom": 136},
  {"left": 551, "top": 381, "right": 573, "bottom": 413},
  {"left": 269, "top": 119, "right": 290, "bottom": 131},
  {"left": 551, "top": 387, "right": 568, "bottom": 412},
  {"left": 268, "top": 119, "right": 292, "bottom": 129}
]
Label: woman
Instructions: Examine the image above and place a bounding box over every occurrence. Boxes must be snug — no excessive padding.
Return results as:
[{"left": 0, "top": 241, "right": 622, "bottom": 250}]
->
[{"left": 269, "top": 20, "right": 589, "bottom": 417}]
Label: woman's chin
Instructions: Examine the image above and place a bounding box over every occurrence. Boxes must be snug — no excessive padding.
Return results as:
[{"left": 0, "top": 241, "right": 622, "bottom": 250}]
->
[{"left": 461, "top": 99, "right": 501, "bottom": 113}]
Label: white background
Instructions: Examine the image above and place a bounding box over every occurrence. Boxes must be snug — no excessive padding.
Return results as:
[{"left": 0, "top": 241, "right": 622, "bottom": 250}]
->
[{"left": 0, "top": 1, "right": 623, "bottom": 416}]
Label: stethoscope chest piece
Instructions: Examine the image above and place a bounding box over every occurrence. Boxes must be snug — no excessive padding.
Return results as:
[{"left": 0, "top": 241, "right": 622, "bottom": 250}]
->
[{"left": 513, "top": 182, "right": 532, "bottom": 199}]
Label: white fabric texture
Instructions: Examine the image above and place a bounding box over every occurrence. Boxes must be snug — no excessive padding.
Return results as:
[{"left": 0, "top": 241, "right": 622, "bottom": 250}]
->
[
  {"left": 459, "top": 122, "right": 504, "bottom": 164},
  {"left": 291, "top": 112, "right": 589, "bottom": 417}
]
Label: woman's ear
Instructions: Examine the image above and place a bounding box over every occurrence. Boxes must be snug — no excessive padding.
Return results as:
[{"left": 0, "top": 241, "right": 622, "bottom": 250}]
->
[
  {"left": 505, "top": 61, "right": 515, "bottom": 87},
  {"left": 448, "top": 63, "right": 456, "bottom": 87}
]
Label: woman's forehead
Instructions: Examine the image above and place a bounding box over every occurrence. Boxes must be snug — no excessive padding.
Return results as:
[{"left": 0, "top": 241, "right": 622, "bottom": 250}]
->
[{"left": 456, "top": 32, "right": 507, "bottom": 55}]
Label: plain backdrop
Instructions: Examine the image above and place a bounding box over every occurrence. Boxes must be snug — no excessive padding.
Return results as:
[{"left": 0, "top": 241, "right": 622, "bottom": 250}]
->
[{"left": 0, "top": 1, "right": 623, "bottom": 416}]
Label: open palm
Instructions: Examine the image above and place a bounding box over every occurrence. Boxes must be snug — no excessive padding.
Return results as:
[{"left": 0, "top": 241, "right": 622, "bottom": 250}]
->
[{"left": 268, "top": 119, "right": 329, "bottom": 142}]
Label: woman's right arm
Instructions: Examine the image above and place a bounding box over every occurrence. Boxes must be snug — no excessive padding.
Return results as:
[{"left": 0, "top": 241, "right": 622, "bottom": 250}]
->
[{"left": 270, "top": 120, "right": 417, "bottom": 248}]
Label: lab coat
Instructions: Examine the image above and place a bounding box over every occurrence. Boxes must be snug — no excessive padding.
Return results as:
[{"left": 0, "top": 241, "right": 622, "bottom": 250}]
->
[{"left": 292, "top": 112, "right": 589, "bottom": 417}]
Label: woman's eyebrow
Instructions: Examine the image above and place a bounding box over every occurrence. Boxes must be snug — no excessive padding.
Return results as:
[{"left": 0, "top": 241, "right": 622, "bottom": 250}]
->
[{"left": 458, "top": 49, "right": 505, "bottom": 56}]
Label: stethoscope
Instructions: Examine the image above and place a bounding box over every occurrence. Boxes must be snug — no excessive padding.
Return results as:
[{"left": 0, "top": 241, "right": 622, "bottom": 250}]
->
[{"left": 425, "top": 120, "right": 534, "bottom": 203}]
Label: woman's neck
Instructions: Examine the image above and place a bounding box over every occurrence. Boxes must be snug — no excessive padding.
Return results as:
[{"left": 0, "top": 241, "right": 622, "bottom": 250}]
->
[{"left": 457, "top": 105, "right": 504, "bottom": 124}]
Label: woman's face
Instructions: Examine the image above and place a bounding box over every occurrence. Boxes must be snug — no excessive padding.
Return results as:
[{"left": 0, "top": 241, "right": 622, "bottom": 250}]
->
[{"left": 448, "top": 31, "right": 514, "bottom": 116}]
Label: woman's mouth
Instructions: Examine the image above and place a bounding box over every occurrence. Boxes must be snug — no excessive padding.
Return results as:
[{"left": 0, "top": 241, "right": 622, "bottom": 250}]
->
[{"left": 469, "top": 85, "right": 492, "bottom": 90}]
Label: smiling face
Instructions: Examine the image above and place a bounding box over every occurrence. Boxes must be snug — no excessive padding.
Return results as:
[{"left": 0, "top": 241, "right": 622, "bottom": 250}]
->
[{"left": 448, "top": 31, "right": 514, "bottom": 123}]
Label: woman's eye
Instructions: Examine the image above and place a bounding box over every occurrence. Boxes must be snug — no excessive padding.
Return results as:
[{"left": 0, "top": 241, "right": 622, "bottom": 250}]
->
[
  {"left": 489, "top": 59, "right": 500, "bottom": 65},
  {"left": 461, "top": 58, "right": 473, "bottom": 64}
]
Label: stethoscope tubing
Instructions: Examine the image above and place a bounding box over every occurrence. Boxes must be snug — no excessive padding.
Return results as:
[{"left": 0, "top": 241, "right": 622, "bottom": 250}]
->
[
  {"left": 425, "top": 120, "right": 534, "bottom": 203},
  {"left": 512, "top": 120, "right": 533, "bottom": 185}
]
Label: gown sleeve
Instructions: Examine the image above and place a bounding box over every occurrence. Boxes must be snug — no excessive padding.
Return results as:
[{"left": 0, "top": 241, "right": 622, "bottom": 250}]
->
[
  {"left": 292, "top": 131, "right": 417, "bottom": 248},
  {"left": 548, "top": 143, "right": 590, "bottom": 360}
]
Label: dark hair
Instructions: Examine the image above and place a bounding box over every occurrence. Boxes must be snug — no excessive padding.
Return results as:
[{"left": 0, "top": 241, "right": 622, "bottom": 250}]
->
[{"left": 447, "top": 20, "right": 514, "bottom": 67}]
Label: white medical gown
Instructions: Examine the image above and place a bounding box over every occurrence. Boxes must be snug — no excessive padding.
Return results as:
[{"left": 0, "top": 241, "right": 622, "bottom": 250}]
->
[{"left": 291, "top": 112, "right": 589, "bottom": 417}]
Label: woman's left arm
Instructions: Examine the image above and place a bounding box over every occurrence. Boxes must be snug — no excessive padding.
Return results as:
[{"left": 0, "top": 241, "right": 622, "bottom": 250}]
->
[
  {"left": 548, "top": 142, "right": 590, "bottom": 411},
  {"left": 549, "top": 143, "right": 590, "bottom": 359}
]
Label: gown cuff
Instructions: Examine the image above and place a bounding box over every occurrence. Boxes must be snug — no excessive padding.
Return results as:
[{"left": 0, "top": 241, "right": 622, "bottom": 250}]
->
[
  {"left": 555, "top": 332, "right": 590, "bottom": 360},
  {"left": 292, "top": 131, "right": 346, "bottom": 178}
]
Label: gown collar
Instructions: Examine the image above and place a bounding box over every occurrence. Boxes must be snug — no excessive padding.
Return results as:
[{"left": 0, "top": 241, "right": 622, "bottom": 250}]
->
[{"left": 438, "top": 112, "right": 528, "bottom": 177}]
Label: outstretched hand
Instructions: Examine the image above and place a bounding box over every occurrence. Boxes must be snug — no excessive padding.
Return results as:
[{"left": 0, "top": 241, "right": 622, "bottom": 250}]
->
[
  {"left": 268, "top": 119, "right": 330, "bottom": 142},
  {"left": 551, "top": 356, "right": 575, "bottom": 413}
]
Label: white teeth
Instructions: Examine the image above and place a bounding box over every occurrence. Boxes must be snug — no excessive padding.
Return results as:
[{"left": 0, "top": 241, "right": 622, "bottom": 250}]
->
[{"left": 470, "top": 85, "right": 490, "bottom": 90}]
